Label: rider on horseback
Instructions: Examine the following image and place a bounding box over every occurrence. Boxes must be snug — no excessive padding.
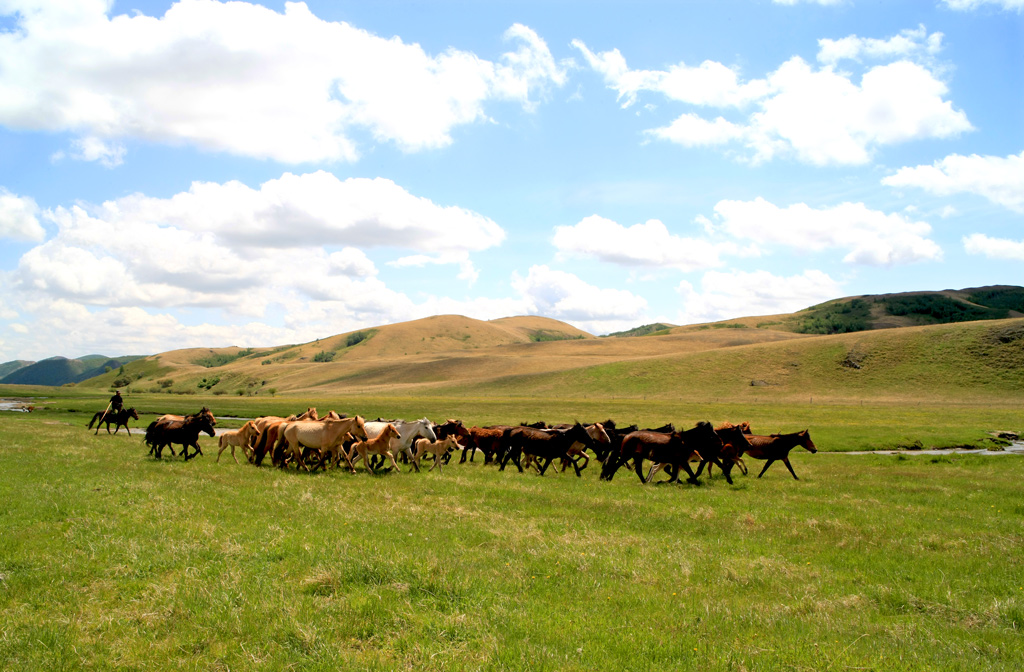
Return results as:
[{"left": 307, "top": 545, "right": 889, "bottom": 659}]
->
[{"left": 109, "top": 390, "right": 123, "bottom": 413}]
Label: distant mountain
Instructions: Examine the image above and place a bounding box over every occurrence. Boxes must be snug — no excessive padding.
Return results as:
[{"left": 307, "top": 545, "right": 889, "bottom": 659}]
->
[
  {"left": 0, "top": 355, "right": 147, "bottom": 386},
  {"left": 0, "top": 360, "right": 34, "bottom": 379}
]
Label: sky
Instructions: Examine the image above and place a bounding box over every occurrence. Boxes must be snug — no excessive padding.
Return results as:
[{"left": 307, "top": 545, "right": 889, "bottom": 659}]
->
[{"left": 0, "top": 0, "right": 1022, "bottom": 361}]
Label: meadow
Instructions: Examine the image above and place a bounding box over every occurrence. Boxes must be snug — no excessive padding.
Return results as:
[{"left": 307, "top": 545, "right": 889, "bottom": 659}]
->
[{"left": 1, "top": 394, "right": 1023, "bottom": 670}]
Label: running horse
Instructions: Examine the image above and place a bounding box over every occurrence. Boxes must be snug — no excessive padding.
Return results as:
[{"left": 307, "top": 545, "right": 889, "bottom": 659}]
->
[
  {"left": 88, "top": 407, "right": 140, "bottom": 436},
  {"left": 144, "top": 409, "right": 217, "bottom": 460},
  {"left": 742, "top": 430, "right": 817, "bottom": 479}
]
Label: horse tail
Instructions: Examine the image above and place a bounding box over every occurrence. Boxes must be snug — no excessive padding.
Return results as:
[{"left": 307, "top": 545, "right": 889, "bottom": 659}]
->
[
  {"left": 252, "top": 427, "right": 272, "bottom": 466},
  {"left": 144, "top": 421, "right": 159, "bottom": 447}
]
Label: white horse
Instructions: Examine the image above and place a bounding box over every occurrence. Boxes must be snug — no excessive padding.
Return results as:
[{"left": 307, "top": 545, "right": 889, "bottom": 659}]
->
[{"left": 355, "top": 418, "right": 437, "bottom": 472}]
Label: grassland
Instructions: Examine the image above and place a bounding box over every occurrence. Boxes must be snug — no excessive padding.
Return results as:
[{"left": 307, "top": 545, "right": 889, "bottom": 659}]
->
[{"left": 1, "top": 412, "right": 1023, "bottom": 671}]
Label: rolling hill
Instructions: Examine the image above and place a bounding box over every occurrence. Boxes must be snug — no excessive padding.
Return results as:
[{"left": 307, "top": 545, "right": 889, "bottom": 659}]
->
[{"left": 57, "top": 286, "right": 1024, "bottom": 404}]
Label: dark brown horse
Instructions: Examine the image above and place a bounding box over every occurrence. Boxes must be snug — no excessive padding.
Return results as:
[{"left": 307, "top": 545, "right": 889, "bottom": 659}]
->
[
  {"left": 742, "top": 430, "right": 817, "bottom": 479},
  {"left": 145, "top": 410, "right": 217, "bottom": 460},
  {"left": 88, "top": 407, "right": 139, "bottom": 436},
  {"left": 615, "top": 422, "right": 723, "bottom": 485},
  {"left": 500, "top": 423, "right": 595, "bottom": 476}
]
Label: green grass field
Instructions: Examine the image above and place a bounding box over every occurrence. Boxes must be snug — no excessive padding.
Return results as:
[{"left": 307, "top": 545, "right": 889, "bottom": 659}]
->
[{"left": 1, "top": 406, "right": 1023, "bottom": 670}]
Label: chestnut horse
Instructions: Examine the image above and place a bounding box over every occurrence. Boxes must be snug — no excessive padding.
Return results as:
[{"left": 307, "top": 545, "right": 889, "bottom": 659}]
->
[{"left": 742, "top": 430, "right": 817, "bottom": 479}]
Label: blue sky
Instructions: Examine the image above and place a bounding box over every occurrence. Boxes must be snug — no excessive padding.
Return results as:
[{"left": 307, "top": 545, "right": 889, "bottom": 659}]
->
[{"left": 0, "top": 0, "right": 1021, "bottom": 360}]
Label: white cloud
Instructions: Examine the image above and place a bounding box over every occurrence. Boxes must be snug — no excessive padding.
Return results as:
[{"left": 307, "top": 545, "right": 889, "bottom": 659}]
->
[
  {"left": 511, "top": 265, "right": 647, "bottom": 329},
  {"left": 0, "top": 188, "right": 45, "bottom": 241},
  {"left": 646, "top": 114, "right": 745, "bottom": 147},
  {"left": 12, "top": 172, "right": 504, "bottom": 312},
  {"left": 552, "top": 215, "right": 743, "bottom": 271},
  {"left": 963, "top": 234, "right": 1024, "bottom": 261},
  {"left": 572, "top": 40, "right": 768, "bottom": 109},
  {"left": 817, "top": 25, "right": 943, "bottom": 66},
  {"left": 942, "top": 0, "right": 1024, "bottom": 11},
  {"left": 677, "top": 269, "right": 843, "bottom": 324},
  {"left": 69, "top": 136, "right": 126, "bottom": 167},
  {"left": 0, "top": 2, "right": 568, "bottom": 163},
  {"left": 709, "top": 197, "right": 943, "bottom": 265},
  {"left": 882, "top": 150, "right": 1024, "bottom": 213},
  {"left": 574, "top": 38, "right": 971, "bottom": 166}
]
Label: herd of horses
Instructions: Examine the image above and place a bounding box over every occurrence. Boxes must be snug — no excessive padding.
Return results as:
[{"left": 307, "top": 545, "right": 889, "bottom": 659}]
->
[{"left": 116, "top": 405, "right": 818, "bottom": 484}]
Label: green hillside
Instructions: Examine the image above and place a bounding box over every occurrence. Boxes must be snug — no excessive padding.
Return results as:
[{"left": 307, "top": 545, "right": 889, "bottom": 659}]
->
[
  {"left": 434, "top": 318, "right": 1024, "bottom": 403},
  {"left": 0, "top": 360, "right": 33, "bottom": 379},
  {"left": 0, "top": 355, "right": 147, "bottom": 386}
]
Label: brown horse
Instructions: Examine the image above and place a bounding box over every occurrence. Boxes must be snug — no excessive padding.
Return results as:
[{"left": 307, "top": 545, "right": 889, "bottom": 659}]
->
[
  {"left": 742, "top": 430, "right": 817, "bottom": 479},
  {"left": 145, "top": 411, "right": 216, "bottom": 460},
  {"left": 216, "top": 420, "right": 261, "bottom": 463},
  {"left": 618, "top": 422, "right": 723, "bottom": 485}
]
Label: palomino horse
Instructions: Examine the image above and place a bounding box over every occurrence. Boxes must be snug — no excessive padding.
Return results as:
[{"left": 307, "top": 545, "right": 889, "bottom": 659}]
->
[
  {"left": 273, "top": 416, "right": 368, "bottom": 472},
  {"left": 145, "top": 411, "right": 217, "bottom": 460},
  {"left": 216, "top": 420, "right": 261, "bottom": 463},
  {"left": 88, "top": 407, "right": 139, "bottom": 436},
  {"left": 412, "top": 435, "right": 463, "bottom": 473},
  {"left": 742, "top": 430, "right": 817, "bottom": 479}
]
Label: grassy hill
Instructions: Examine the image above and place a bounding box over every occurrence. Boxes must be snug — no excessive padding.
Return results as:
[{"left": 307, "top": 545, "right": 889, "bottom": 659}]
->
[
  {"left": 0, "top": 359, "right": 33, "bottom": 379},
  {"left": 0, "top": 355, "right": 146, "bottom": 386}
]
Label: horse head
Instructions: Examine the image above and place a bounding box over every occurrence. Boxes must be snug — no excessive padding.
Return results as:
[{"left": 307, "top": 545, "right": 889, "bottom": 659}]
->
[
  {"left": 798, "top": 430, "right": 817, "bottom": 453},
  {"left": 127, "top": 407, "right": 139, "bottom": 420},
  {"left": 350, "top": 415, "right": 369, "bottom": 441}
]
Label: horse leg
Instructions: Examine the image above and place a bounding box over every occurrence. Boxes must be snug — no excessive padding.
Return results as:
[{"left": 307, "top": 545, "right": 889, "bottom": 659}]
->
[
  {"left": 710, "top": 457, "right": 733, "bottom": 484},
  {"left": 539, "top": 457, "right": 553, "bottom": 476},
  {"left": 634, "top": 456, "right": 647, "bottom": 484},
  {"left": 386, "top": 451, "right": 401, "bottom": 474},
  {"left": 570, "top": 456, "right": 583, "bottom": 478},
  {"left": 678, "top": 459, "right": 700, "bottom": 485},
  {"left": 645, "top": 462, "right": 664, "bottom": 484},
  {"left": 693, "top": 460, "right": 708, "bottom": 479},
  {"left": 757, "top": 459, "right": 775, "bottom": 478},
  {"left": 736, "top": 457, "right": 748, "bottom": 475},
  {"left": 407, "top": 448, "right": 420, "bottom": 473},
  {"left": 231, "top": 445, "right": 239, "bottom": 465},
  {"left": 781, "top": 457, "right": 800, "bottom": 480}
]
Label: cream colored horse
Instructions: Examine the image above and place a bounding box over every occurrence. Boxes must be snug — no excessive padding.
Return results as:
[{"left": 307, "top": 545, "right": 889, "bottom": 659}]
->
[
  {"left": 216, "top": 420, "right": 260, "bottom": 463},
  {"left": 412, "top": 435, "right": 463, "bottom": 473},
  {"left": 276, "top": 416, "right": 368, "bottom": 472}
]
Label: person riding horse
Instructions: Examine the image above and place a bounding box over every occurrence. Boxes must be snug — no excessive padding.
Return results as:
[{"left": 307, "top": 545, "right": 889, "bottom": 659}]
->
[{"left": 109, "top": 390, "right": 123, "bottom": 413}]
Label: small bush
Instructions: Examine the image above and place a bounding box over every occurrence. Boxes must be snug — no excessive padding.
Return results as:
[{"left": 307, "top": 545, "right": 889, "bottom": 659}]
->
[
  {"left": 262, "top": 359, "right": 272, "bottom": 365},
  {"left": 158, "top": 379, "right": 174, "bottom": 389},
  {"left": 235, "top": 389, "right": 245, "bottom": 396},
  {"left": 346, "top": 331, "right": 372, "bottom": 347},
  {"left": 213, "top": 389, "right": 227, "bottom": 396},
  {"left": 312, "top": 350, "right": 335, "bottom": 363}
]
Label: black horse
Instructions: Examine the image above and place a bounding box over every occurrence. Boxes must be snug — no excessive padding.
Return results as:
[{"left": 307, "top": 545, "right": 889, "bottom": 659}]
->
[
  {"left": 88, "top": 407, "right": 140, "bottom": 436},
  {"left": 145, "top": 412, "right": 216, "bottom": 460}
]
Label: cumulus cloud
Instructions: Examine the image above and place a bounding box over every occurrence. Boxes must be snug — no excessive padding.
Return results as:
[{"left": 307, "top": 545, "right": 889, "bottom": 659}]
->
[
  {"left": 942, "top": 0, "right": 1024, "bottom": 10},
  {"left": 708, "top": 197, "right": 943, "bottom": 265},
  {"left": 552, "top": 215, "right": 745, "bottom": 271},
  {"left": 0, "top": 1, "right": 568, "bottom": 163},
  {"left": 0, "top": 188, "right": 45, "bottom": 241},
  {"left": 574, "top": 35, "right": 970, "bottom": 166},
  {"left": 511, "top": 265, "right": 647, "bottom": 327},
  {"left": 817, "top": 25, "right": 943, "bottom": 66},
  {"left": 882, "top": 150, "right": 1024, "bottom": 213},
  {"left": 11, "top": 172, "right": 504, "bottom": 312},
  {"left": 963, "top": 234, "right": 1024, "bottom": 261},
  {"left": 677, "top": 269, "right": 843, "bottom": 324}
]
